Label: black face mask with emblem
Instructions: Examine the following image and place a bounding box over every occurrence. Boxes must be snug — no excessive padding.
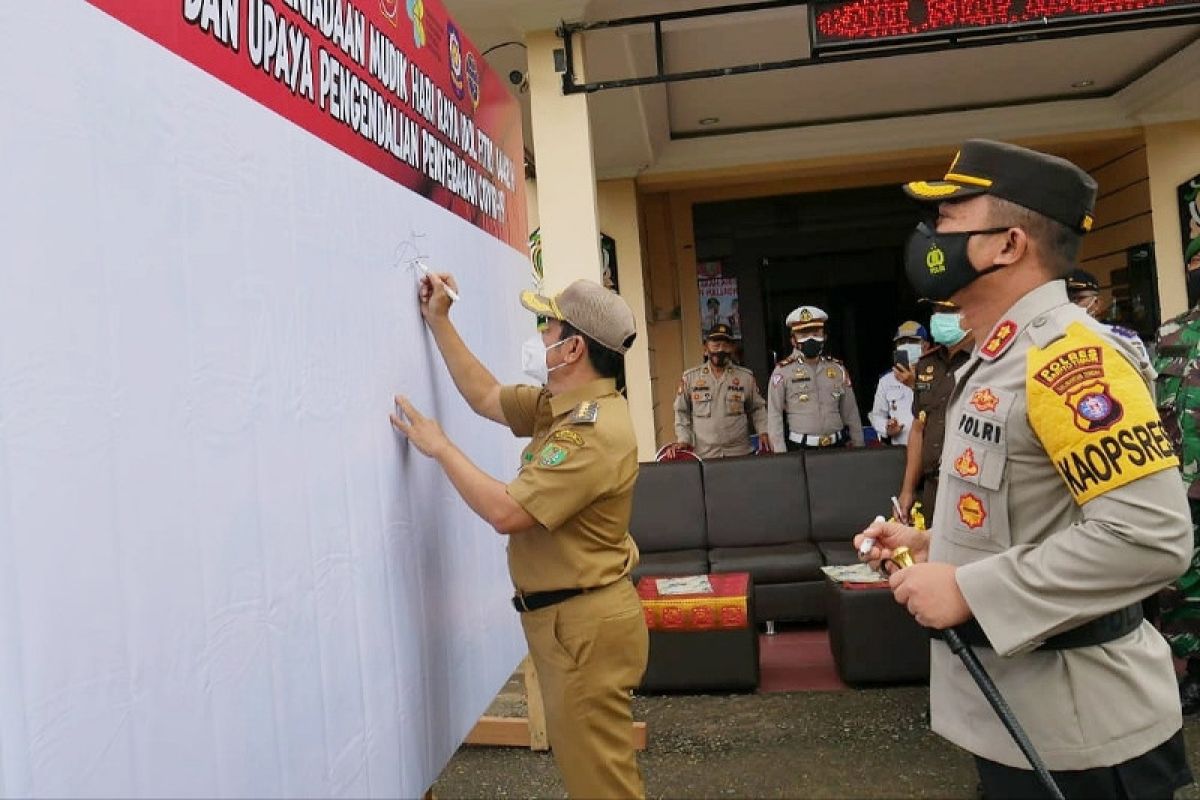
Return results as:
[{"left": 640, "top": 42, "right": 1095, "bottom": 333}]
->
[
  {"left": 708, "top": 352, "right": 731, "bottom": 367},
  {"left": 904, "top": 221, "right": 1009, "bottom": 302}
]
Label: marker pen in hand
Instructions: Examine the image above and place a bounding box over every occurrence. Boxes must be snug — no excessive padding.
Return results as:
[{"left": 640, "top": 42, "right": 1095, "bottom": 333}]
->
[
  {"left": 416, "top": 261, "right": 460, "bottom": 302},
  {"left": 890, "top": 494, "right": 907, "bottom": 525},
  {"left": 858, "top": 515, "right": 886, "bottom": 557}
]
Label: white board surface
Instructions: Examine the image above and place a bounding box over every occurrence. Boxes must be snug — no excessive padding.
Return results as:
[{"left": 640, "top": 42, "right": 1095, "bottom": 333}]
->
[{"left": 0, "top": 4, "right": 529, "bottom": 797}]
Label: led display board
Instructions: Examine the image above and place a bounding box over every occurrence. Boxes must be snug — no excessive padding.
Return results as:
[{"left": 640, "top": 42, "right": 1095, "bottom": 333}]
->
[{"left": 811, "top": 0, "right": 1200, "bottom": 52}]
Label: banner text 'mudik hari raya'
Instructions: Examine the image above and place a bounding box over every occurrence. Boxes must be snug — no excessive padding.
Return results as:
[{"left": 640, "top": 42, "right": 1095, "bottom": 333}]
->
[{"left": 88, "top": 0, "right": 527, "bottom": 252}]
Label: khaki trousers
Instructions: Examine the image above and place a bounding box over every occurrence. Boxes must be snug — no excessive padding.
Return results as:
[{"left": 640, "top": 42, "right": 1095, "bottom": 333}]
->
[{"left": 520, "top": 578, "right": 649, "bottom": 799}]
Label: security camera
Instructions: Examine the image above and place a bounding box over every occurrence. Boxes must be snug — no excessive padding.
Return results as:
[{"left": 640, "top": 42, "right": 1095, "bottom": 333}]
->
[{"left": 508, "top": 70, "right": 524, "bottom": 86}]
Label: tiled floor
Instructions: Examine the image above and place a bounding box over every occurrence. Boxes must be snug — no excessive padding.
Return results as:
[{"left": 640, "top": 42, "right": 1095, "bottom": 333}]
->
[{"left": 757, "top": 627, "right": 847, "bottom": 693}]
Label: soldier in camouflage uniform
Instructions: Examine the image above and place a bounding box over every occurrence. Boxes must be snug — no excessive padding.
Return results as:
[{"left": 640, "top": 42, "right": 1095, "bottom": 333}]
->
[{"left": 1155, "top": 306, "right": 1200, "bottom": 714}]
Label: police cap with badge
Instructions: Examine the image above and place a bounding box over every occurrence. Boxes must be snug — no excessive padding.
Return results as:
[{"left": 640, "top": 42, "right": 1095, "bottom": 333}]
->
[
  {"left": 786, "top": 305, "right": 828, "bottom": 333},
  {"left": 902, "top": 139, "right": 1098, "bottom": 302},
  {"left": 706, "top": 322, "right": 736, "bottom": 342},
  {"left": 1065, "top": 268, "right": 1101, "bottom": 301}
]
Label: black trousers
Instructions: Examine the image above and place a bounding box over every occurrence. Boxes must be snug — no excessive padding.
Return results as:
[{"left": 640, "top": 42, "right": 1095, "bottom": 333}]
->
[{"left": 975, "top": 729, "right": 1192, "bottom": 800}]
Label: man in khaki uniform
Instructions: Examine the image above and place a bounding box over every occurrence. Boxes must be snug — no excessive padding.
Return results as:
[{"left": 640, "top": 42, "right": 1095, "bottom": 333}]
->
[
  {"left": 668, "top": 323, "right": 770, "bottom": 459},
  {"left": 856, "top": 140, "right": 1193, "bottom": 798},
  {"left": 766, "top": 305, "right": 864, "bottom": 450},
  {"left": 390, "top": 276, "right": 649, "bottom": 799}
]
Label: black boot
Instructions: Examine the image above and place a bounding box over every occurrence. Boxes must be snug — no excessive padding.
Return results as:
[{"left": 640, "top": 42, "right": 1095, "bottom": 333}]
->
[{"left": 1180, "top": 660, "right": 1200, "bottom": 715}]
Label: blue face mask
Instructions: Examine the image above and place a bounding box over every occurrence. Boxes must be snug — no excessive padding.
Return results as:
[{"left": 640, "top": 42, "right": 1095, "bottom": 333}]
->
[{"left": 929, "top": 312, "right": 968, "bottom": 347}]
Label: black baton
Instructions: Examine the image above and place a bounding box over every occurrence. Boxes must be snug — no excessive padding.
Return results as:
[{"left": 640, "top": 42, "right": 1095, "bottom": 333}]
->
[{"left": 889, "top": 548, "right": 1066, "bottom": 800}]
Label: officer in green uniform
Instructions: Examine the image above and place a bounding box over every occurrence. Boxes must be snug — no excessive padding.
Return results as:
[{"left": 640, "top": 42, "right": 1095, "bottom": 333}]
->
[
  {"left": 390, "top": 275, "right": 648, "bottom": 799},
  {"left": 857, "top": 140, "right": 1193, "bottom": 798},
  {"left": 766, "top": 305, "right": 864, "bottom": 450},
  {"left": 1154, "top": 307, "right": 1200, "bottom": 714},
  {"left": 669, "top": 323, "right": 770, "bottom": 459}
]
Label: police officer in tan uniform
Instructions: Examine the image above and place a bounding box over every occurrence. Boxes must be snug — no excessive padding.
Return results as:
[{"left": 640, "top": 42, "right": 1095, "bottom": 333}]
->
[
  {"left": 668, "top": 323, "right": 770, "bottom": 459},
  {"left": 390, "top": 275, "right": 648, "bottom": 799},
  {"left": 766, "top": 305, "right": 865, "bottom": 451},
  {"left": 856, "top": 140, "right": 1193, "bottom": 798}
]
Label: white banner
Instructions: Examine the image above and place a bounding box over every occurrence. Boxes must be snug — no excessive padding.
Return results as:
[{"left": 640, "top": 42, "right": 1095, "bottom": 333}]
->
[{"left": 0, "top": 4, "right": 529, "bottom": 797}]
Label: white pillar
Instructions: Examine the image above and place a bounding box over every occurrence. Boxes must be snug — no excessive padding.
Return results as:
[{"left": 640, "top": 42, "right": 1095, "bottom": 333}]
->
[
  {"left": 598, "top": 179, "right": 656, "bottom": 460},
  {"left": 525, "top": 29, "right": 602, "bottom": 289}
]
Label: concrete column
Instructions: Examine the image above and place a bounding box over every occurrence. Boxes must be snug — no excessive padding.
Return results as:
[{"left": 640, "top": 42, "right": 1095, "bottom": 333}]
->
[
  {"left": 525, "top": 29, "right": 602, "bottom": 289},
  {"left": 598, "top": 179, "right": 656, "bottom": 460},
  {"left": 1145, "top": 120, "right": 1200, "bottom": 319}
]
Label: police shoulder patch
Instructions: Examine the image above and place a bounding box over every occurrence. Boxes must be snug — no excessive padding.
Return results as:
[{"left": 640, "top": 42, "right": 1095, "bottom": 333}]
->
[{"left": 1027, "top": 321, "right": 1178, "bottom": 505}]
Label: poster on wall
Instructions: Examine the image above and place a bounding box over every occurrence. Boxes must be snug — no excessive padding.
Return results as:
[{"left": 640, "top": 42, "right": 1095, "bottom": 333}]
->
[
  {"left": 697, "top": 261, "right": 740, "bottom": 339},
  {"left": 528, "top": 229, "right": 620, "bottom": 292},
  {"left": 1, "top": 2, "right": 530, "bottom": 798},
  {"left": 1181, "top": 175, "right": 1200, "bottom": 307}
]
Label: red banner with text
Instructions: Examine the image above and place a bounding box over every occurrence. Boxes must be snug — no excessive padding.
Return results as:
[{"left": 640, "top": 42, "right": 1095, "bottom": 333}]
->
[{"left": 87, "top": 0, "right": 527, "bottom": 252}]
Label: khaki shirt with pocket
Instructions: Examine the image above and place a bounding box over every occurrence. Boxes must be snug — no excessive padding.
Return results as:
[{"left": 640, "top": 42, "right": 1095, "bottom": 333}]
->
[
  {"left": 929, "top": 280, "right": 1190, "bottom": 770},
  {"left": 500, "top": 379, "right": 640, "bottom": 594},
  {"left": 674, "top": 364, "right": 767, "bottom": 458}
]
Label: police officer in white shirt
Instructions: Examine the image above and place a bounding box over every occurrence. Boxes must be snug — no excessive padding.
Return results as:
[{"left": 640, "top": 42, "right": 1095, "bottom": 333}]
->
[{"left": 869, "top": 321, "right": 928, "bottom": 446}]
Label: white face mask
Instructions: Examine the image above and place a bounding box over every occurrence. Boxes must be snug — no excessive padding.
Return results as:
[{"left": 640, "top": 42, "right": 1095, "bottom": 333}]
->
[
  {"left": 897, "top": 343, "right": 923, "bottom": 366},
  {"left": 520, "top": 334, "right": 572, "bottom": 385}
]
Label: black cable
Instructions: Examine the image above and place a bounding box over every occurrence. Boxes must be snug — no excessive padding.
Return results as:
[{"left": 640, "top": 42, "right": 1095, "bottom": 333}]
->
[
  {"left": 944, "top": 628, "right": 1067, "bottom": 800},
  {"left": 481, "top": 40, "right": 526, "bottom": 57}
]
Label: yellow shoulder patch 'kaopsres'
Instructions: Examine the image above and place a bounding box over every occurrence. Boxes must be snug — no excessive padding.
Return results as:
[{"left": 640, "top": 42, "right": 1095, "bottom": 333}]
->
[{"left": 1027, "top": 322, "right": 1177, "bottom": 505}]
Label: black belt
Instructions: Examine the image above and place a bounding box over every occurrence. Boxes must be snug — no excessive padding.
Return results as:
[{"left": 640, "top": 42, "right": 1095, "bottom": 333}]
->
[
  {"left": 931, "top": 603, "right": 1143, "bottom": 651},
  {"left": 512, "top": 587, "right": 587, "bottom": 613}
]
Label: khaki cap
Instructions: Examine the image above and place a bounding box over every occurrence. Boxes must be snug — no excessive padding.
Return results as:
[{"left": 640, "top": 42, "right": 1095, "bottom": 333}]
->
[{"left": 520, "top": 280, "right": 638, "bottom": 354}]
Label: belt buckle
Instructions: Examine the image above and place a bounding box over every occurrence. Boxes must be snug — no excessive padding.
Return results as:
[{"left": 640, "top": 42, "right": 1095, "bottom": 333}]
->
[{"left": 819, "top": 434, "right": 832, "bottom": 447}]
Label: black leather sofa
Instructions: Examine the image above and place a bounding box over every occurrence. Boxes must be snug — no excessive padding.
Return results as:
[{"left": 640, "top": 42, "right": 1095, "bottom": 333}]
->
[{"left": 629, "top": 447, "right": 907, "bottom": 624}]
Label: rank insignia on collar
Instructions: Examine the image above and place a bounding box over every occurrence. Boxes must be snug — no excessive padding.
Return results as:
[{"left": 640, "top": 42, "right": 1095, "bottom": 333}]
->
[
  {"left": 980, "top": 320, "right": 1018, "bottom": 361},
  {"left": 572, "top": 401, "right": 599, "bottom": 424}
]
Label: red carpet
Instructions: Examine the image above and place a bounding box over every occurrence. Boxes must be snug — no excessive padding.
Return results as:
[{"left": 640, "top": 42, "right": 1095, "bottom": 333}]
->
[{"left": 757, "top": 628, "right": 847, "bottom": 693}]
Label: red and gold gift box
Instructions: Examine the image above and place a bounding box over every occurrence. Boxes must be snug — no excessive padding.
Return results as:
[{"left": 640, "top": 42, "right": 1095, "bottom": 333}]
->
[{"left": 636, "top": 572, "right": 750, "bottom": 632}]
